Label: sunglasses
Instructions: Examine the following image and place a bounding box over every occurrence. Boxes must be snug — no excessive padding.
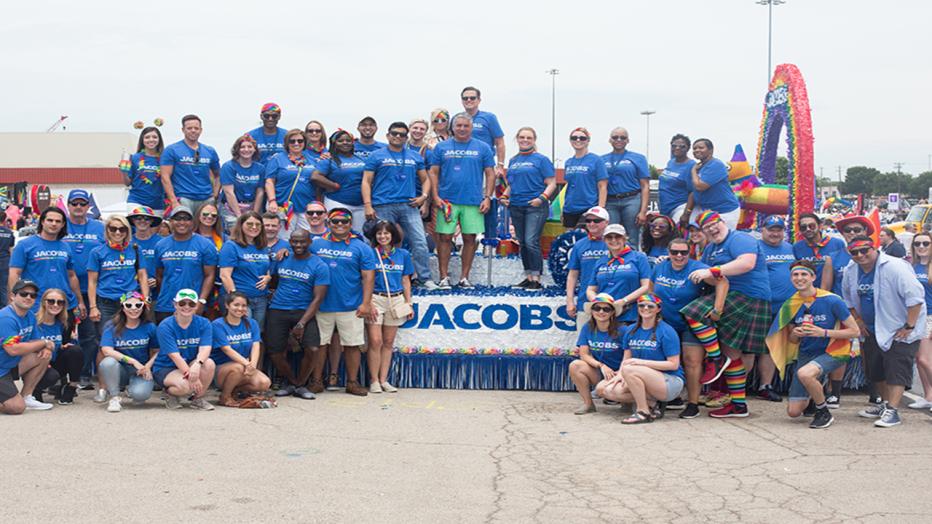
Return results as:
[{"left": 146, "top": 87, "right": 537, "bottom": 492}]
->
[
  {"left": 591, "top": 305, "right": 614, "bottom": 313},
  {"left": 433, "top": 118, "right": 448, "bottom": 124},
  {"left": 461, "top": 96, "right": 478, "bottom": 101},
  {"left": 799, "top": 223, "right": 819, "bottom": 231},
  {"left": 306, "top": 210, "right": 326, "bottom": 216},
  {"left": 289, "top": 139, "right": 305, "bottom": 144},
  {"left": 585, "top": 218, "right": 605, "bottom": 224},
  {"left": 123, "top": 302, "right": 144, "bottom": 310},
  {"left": 915, "top": 241, "right": 931, "bottom": 247},
  {"left": 45, "top": 298, "right": 66, "bottom": 306},
  {"left": 171, "top": 215, "right": 193, "bottom": 222},
  {"left": 69, "top": 201, "right": 89, "bottom": 207},
  {"left": 671, "top": 143, "right": 689, "bottom": 149},
  {"left": 842, "top": 227, "right": 864, "bottom": 234},
  {"left": 638, "top": 303, "right": 658, "bottom": 310},
  {"left": 261, "top": 113, "right": 279, "bottom": 120},
  {"left": 108, "top": 226, "right": 128, "bottom": 233},
  {"left": 193, "top": 149, "right": 200, "bottom": 163},
  {"left": 176, "top": 300, "right": 198, "bottom": 308},
  {"left": 610, "top": 135, "right": 629, "bottom": 141},
  {"left": 569, "top": 135, "right": 589, "bottom": 142},
  {"left": 669, "top": 249, "right": 690, "bottom": 256},
  {"left": 389, "top": 131, "right": 409, "bottom": 138},
  {"left": 330, "top": 218, "right": 351, "bottom": 225},
  {"left": 17, "top": 291, "right": 37, "bottom": 299},
  {"left": 849, "top": 247, "right": 873, "bottom": 256},
  {"left": 201, "top": 212, "right": 218, "bottom": 218}
]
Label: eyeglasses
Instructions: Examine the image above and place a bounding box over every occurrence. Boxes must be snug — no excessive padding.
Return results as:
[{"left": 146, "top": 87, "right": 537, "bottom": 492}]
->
[
  {"left": 330, "top": 218, "right": 351, "bottom": 225},
  {"left": 176, "top": 300, "right": 197, "bottom": 308},
  {"left": 610, "top": 135, "right": 629, "bottom": 141},
  {"left": 461, "top": 96, "right": 478, "bottom": 101},
  {"left": 306, "top": 210, "right": 326, "bottom": 216},
  {"left": 108, "top": 226, "right": 128, "bottom": 233},
  {"left": 637, "top": 303, "right": 658, "bottom": 310},
  {"left": 842, "top": 227, "right": 864, "bottom": 234},
  {"left": 123, "top": 302, "right": 144, "bottom": 310},
  {"left": 16, "top": 291, "right": 37, "bottom": 299},
  {"left": 389, "top": 131, "right": 409, "bottom": 138},
  {"left": 849, "top": 247, "right": 873, "bottom": 256},
  {"left": 289, "top": 139, "right": 305, "bottom": 144},
  {"left": 433, "top": 118, "right": 448, "bottom": 124},
  {"left": 305, "top": 129, "right": 322, "bottom": 134},
  {"left": 45, "top": 298, "right": 65, "bottom": 306},
  {"left": 243, "top": 221, "right": 262, "bottom": 228},
  {"left": 669, "top": 249, "right": 690, "bottom": 256},
  {"left": 915, "top": 241, "right": 931, "bottom": 247},
  {"left": 171, "top": 215, "right": 193, "bottom": 222},
  {"left": 799, "top": 223, "right": 819, "bottom": 231},
  {"left": 585, "top": 218, "right": 605, "bottom": 224},
  {"left": 69, "top": 201, "right": 89, "bottom": 207},
  {"left": 591, "top": 305, "right": 613, "bottom": 313},
  {"left": 569, "top": 135, "right": 589, "bottom": 142},
  {"left": 201, "top": 212, "right": 217, "bottom": 218}
]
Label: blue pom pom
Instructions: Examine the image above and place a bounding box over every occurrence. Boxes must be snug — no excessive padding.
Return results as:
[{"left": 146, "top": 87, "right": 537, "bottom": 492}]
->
[{"left": 546, "top": 229, "right": 586, "bottom": 289}]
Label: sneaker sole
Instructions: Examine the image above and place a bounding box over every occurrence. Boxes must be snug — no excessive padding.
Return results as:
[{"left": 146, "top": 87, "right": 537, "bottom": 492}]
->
[
  {"left": 701, "top": 356, "right": 732, "bottom": 385},
  {"left": 679, "top": 412, "right": 701, "bottom": 419},
  {"left": 709, "top": 410, "right": 749, "bottom": 418},
  {"left": 857, "top": 412, "right": 882, "bottom": 419},
  {"left": 809, "top": 418, "right": 834, "bottom": 429},
  {"left": 874, "top": 420, "right": 901, "bottom": 428}
]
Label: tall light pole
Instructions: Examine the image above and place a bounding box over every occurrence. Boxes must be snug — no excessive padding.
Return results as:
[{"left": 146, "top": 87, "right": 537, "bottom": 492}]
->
[
  {"left": 640, "top": 110, "right": 656, "bottom": 166},
  {"left": 756, "top": 0, "right": 785, "bottom": 85},
  {"left": 546, "top": 68, "right": 560, "bottom": 163}
]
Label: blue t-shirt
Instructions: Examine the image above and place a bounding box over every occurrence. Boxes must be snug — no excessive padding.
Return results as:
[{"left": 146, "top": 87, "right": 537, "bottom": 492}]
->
[
  {"left": 133, "top": 235, "right": 161, "bottom": 283},
  {"left": 468, "top": 110, "right": 505, "bottom": 153},
  {"left": 210, "top": 317, "right": 261, "bottom": 366},
  {"left": 264, "top": 151, "right": 317, "bottom": 214},
  {"left": 127, "top": 153, "right": 165, "bottom": 209},
  {"left": 793, "top": 236, "right": 847, "bottom": 289},
  {"left": 576, "top": 322, "right": 623, "bottom": 369},
  {"left": 311, "top": 236, "right": 377, "bottom": 312},
  {"left": 88, "top": 244, "right": 140, "bottom": 299},
  {"left": 364, "top": 147, "right": 425, "bottom": 206},
  {"left": 588, "top": 250, "right": 651, "bottom": 322},
  {"left": 830, "top": 250, "right": 851, "bottom": 296},
  {"left": 651, "top": 258, "right": 710, "bottom": 333},
  {"left": 759, "top": 240, "right": 797, "bottom": 314},
  {"left": 563, "top": 153, "right": 609, "bottom": 214},
  {"left": 622, "top": 321, "right": 684, "bottom": 380},
  {"left": 602, "top": 151, "right": 649, "bottom": 195},
  {"left": 0, "top": 305, "right": 35, "bottom": 377},
  {"left": 10, "top": 236, "right": 77, "bottom": 309},
  {"left": 506, "top": 152, "right": 554, "bottom": 207},
  {"left": 353, "top": 140, "right": 387, "bottom": 160},
  {"left": 154, "top": 235, "right": 219, "bottom": 312},
  {"left": 248, "top": 126, "right": 287, "bottom": 162},
  {"left": 857, "top": 266, "right": 876, "bottom": 330},
  {"left": 317, "top": 155, "right": 367, "bottom": 206},
  {"left": 646, "top": 245, "right": 668, "bottom": 268},
  {"left": 269, "top": 254, "right": 331, "bottom": 311},
  {"left": 430, "top": 138, "right": 496, "bottom": 205},
  {"left": 160, "top": 141, "right": 221, "bottom": 201},
  {"left": 694, "top": 158, "right": 739, "bottom": 213},
  {"left": 153, "top": 315, "right": 212, "bottom": 371},
  {"left": 567, "top": 237, "right": 609, "bottom": 312},
  {"left": 267, "top": 238, "right": 290, "bottom": 258},
  {"left": 793, "top": 293, "right": 852, "bottom": 356},
  {"left": 373, "top": 247, "right": 413, "bottom": 294},
  {"left": 220, "top": 160, "right": 265, "bottom": 204},
  {"left": 100, "top": 321, "right": 159, "bottom": 363},
  {"left": 34, "top": 320, "right": 66, "bottom": 361},
  {"left": 219, "top": 242, "right": 272, "bottom": 298},
  {"left": 914, "top": 263, "right": 932, "bottom": 312},
  {"left": 63, "top": 218, "right": 105, "bottom": 292},
  {"left": 659, "top": 158, "right": 696, "bottom": 216},
  {"left": 702, "top": 231, "right": 771, "bottom": 301}
]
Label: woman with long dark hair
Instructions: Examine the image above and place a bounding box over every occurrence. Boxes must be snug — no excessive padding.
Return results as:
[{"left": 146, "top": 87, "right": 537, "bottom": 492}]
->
[
  {"left": 35, "top": 288, "right": 83, "bottom": 405},
  {"left": 123, "top": 126, "right": 166, "bottom": 213},
  {"left": 219, "top": 212, "right": 271, "bottom": 328},
  {"left": 211, "top": 291, "right": 270, "bottom": 407},
  {"left": 312, "top": 129, "right": 367, "bottom": 231},
  {"left": 567, "top": 293, "right": 624, "bottom": 414},
  {"left": 642, "top": 214, "right": 677, "bottom": 268}
]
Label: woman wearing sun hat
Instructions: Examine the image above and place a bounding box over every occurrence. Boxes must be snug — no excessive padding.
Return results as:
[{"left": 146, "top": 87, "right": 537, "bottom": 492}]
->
[
  {"left": 568, "top": 293, "right": 625, "bottom": 414},
  {"left": 585, "top": 224, "right": 651, "bottom": 324}
]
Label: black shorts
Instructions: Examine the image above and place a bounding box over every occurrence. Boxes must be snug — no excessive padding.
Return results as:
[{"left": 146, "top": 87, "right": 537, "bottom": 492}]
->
[
  {"left": 265, "top": 309, "right": 321, "bottom": 353},
  {"left": 0, "top": 373, "right": 19, "bottom": 404},
  {"left": 562, "top": 212, "right": 584, "bottom": 229},
  {"left": 862, "top": 334, "right": 918, "bottom": 387}
]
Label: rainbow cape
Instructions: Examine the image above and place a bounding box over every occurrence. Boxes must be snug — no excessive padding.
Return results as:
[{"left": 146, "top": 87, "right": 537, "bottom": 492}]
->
[{"left": 765, "top": 289, "right": 854, "bottom": 379}]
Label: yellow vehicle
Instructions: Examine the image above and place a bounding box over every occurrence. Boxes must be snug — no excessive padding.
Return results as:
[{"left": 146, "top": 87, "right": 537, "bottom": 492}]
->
[{"left": 889, "top": 204, "right": 932, "bottom": 235}]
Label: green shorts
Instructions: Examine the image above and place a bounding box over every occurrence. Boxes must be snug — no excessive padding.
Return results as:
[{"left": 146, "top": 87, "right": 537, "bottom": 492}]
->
[{"left": 435, "top": 203, "right": 484, "bottom": 235}]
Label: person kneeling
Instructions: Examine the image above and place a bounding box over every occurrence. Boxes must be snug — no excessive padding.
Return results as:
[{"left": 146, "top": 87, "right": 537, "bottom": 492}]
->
[
  {"left": 98, "top": 292, "right": 159, "bottom": 412},
  {"left": 152, "top": 289, "right": 216, "bottom": 410},
  {"left": 598, "top": 293, "right": 685, "bottom": 424},
  {"left": 568, "top": 293, "right": 624, "bottom": 414},
  {"left": 212, "top": 292, "right": 271, "bottom": 406}
]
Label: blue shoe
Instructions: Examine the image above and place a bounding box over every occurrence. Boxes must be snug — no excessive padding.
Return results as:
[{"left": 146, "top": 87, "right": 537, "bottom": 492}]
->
[{"left": 874, "top": 407, "right": 901, "bottom": 428}]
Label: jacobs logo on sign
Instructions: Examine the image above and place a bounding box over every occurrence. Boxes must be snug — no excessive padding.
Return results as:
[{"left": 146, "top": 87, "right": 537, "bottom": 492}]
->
[{"left": 402, "top": 303, "right": 575, "bottom": 332}]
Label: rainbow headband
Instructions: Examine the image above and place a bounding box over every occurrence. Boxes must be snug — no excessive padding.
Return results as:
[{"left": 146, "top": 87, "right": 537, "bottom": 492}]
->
[
  {"left": 638, "top": 293, "right": 662, "bottom": 307},
  {"left": 696, "top": 210, "right": 722, "bottom": 228},
  {"left": 120, "top": 291, "right": 146, "bottom": 304},
  {"left": 847, "top": 239, "right": 874, "bottom": 252},
  {"left": 788, "top": 263, "right": 817, "bottom": 277},
  {"left": 591, "top": 293, "right": 615, "bottom": 304},
  {"left": 328, "top": 209, "right": 352, "bottom": 221},
  {"left": 261, "top": 103, "right": 281, "bottom": 113}
]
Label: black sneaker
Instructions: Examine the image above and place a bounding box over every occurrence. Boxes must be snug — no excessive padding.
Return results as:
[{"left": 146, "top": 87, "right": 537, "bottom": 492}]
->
[
  {"left": 679, "top": 403, "right": 701, "bottom": 419},
  {"left": 58, "top": 385, "right": 77, "bottom": 405},
  {"left": 809, "top": 407, "right": 834, "bottom": 429},
  {"left": 652, "top": 402, "right": 666, "bottom": 419},
  {"left": 757, "top": 385, "right": 782, "bottom": 402},
  {"left": 524, "top": 281, "right": 543, "bottom": 291},
  {"left": 825, "top": 395, "right": 840, "bottom": 409},
  {"left": 803, "top": 399, "right": 817, "bottom": 417},
  {"left": 868, "top": 394, "right": 882, "bottom": 405},
  {"left": 511, "top": 278, "right": 530, "bottom": 289},
  {"left": 666, "top": 398, "right": 686, "bottom": 410}
]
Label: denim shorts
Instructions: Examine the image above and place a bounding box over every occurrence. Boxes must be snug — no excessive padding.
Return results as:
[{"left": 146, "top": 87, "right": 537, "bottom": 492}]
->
[
  {"left": 663, "top": 374, "right": 685, "bottom": 402},
  {"left": 153, "top": 367, "right": 175, "bottom": 388},
  {"left": 788, "top": 352, "right": 845, "bottom": 401},
  {"left": 679, "top": 327, "right": 700, "bottom": 345}
]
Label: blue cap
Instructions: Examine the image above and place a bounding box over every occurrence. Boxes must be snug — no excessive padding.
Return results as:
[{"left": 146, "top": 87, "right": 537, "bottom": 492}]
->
[
  {"left": 67, "top": 189, "right": 90, "bottom": 203},
  {"left": 762, "top": 215, "right": 786, "bottom": 229}
]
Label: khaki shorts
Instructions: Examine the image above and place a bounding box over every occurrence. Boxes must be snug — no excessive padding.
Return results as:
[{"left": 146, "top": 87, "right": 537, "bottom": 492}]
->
[
  {"left": 317, "top": 311, "right": 366, "bottom": 347},
  {"left": 369, "top": 293, "right": 410, "bottom": 327}
]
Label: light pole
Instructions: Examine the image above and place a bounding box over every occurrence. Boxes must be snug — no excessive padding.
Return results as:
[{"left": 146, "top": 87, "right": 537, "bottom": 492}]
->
[
  {"left": 756, "top": 0, "right": 785, "bottom": 85},
  {"left": 640, "top": 110, "right": 655, "bottom": 166},
  {"left": 546, "top": 68, "right": 560, "bottom": 163}
]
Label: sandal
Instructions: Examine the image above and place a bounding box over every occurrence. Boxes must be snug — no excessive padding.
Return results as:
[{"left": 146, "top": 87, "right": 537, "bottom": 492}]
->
[
  {"left": 622, "top": 411, "right": 654, "bottom": 424},
  {"left": 325, "top": 373, "right": 340, "bottom": 391},
  {"left": 652, "top": 402, "right": 666, "bottom": 420}
]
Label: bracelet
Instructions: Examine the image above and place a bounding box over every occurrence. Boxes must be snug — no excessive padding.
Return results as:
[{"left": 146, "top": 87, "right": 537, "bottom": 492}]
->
[
  {"left": 90, "top": 306, "right": 98, "bottom": 310},
  {"left": 121, "top": 355, "right": 129, "bottom": 364},
  {"left": 824, "top": 328, "right": 829, "bottom": 338},
  {"left": 709, "top": 266, "right": 723, "bottom": 279}
]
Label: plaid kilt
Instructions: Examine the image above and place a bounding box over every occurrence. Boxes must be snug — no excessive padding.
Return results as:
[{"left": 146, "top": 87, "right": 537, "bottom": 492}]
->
[{"left": 679, "top": 291, "right": 772, "bottom": 354}]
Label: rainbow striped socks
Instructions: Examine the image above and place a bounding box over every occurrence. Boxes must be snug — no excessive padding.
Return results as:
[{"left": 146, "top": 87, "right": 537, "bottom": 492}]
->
[
  {"left": 724, "top": 360, "right": 747, "bottom": 405},
  {"left": 687, "top": 318, "right": 721, "bottom": 358}
]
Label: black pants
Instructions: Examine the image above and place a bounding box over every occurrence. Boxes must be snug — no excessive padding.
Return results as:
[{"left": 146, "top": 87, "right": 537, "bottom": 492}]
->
[{"left": 38, "top": 347, "right": 84, "bottom": 391}]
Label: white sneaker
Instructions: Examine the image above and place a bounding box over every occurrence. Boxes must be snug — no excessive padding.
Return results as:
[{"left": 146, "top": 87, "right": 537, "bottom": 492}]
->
[
  {"left": 369, "top": 382, "right": 383, "bottom": 394},
  {"left": 107, "top": 397, "right": 122, "bottom": 413},
  {"left": 23, "top": 395, "right": 53, "bottom": 411},
  {"left": 421, "top": 280, "right": 440, "bottom": 291},
  {"left": 907, "top": 398, "right": 932, "bottom": 409},
  {"left": 458, "top": 278, "right": 475, "bottom": 289},
  {"left": 380, "top": 382, "right": 398, "bottom": 393},
  {"left": 188, "top": 398, "right": 215, "bottom": 411},
  {"left": 93, "top": 388, "right": 109, "bottom": 403},
  {"left": 437, "top": 277, "right": 452, "bottom": 290}
]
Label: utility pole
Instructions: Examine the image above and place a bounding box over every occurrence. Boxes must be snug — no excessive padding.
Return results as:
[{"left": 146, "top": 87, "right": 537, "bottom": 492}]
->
[
  {"left": 894, "top": 162, "right": 905, "bottom": 195},
  {"left": 836, "top": 166, "right": 842, "bottom": 184},
  {"left": 640, "top": 110, "right": 656, "bottom": 166},
  {"left": 545, "top": 69, "right": 559, "bottom": 164}
]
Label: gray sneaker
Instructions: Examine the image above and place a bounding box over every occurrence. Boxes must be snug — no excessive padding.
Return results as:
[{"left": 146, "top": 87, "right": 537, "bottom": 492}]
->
[
  {"left": 437, "top": 277, "right": 452, "bottom": 290},
  {"left": 189, "top": 398, "right": 215, "bottom": 411},
  {"left": 293, "top": 386, "right": 316, "bottom": 400},
  {"left": 421, "top": 280, "right": 440, "bottom": 291},
  {"left": 164, "top": 395, "right": 183, "bottom": 409},
  {"left": 93, "top": 388, "right": 109, "bottom": 403},
  {"left": 874, "top": 407, "right": 901, "bottom": 428},
  {"left": 858, "top": 402, "right": 886, "bottom": 419},
  {"left": 276, "top": 384, "right": 296, "bottom": 397}
]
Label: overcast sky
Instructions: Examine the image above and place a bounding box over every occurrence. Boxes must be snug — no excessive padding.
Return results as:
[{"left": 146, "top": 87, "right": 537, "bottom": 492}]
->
[{"left": 2, "top": 1, "right": 930, "bottom": 179}]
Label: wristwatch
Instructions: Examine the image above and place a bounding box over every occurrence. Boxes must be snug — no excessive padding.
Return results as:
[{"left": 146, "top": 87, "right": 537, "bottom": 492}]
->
[
  {"left": 197, "top": 298, "right": 207, "bottom": 305},
  {"left": 903, "top": 323, "right": 914, "bottom": 330}
]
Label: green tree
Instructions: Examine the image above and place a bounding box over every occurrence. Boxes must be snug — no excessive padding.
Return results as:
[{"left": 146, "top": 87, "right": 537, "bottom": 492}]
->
[
  {"left": 872, "top": 171, "right": 913, "bottom": 196},
  {"left": 839, "top": 166, "right": 880, "bottom": 195},
  {"left": 649, "top": 165, "right": 661, "bottom": 179},
  {"left": 911, "top": 171, "right": 932, "bottom": 199},
  {"left": 774, "top": 156, "right": 788, "bottom": 184}
]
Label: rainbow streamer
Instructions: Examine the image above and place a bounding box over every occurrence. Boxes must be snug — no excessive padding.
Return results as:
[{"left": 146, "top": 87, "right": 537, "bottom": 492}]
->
[{"left": 2, "top": 335, "right": 22, "bottom": 347}]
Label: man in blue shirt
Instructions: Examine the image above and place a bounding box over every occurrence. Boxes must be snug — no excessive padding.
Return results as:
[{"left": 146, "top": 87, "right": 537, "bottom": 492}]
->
[
  {"left": 757, "top": 215, "right": 795, "bottom": 402},
  {"left": 460, "top": 86, "right": 506, "bottom": 176},
  {"left": 565, "top": 206, "right": 610, "bottom": 332},
  {"left": 429, "top": 114, "right": 496, "bottom": 289},
  {"left": 362, "top": 121, "right": 433, "bottom": 287},
  {"left": 154, "top": 206, "right": 218, "bottom": 322},
  {"left": 354, "top": 116, "right": 387, "bottom": 160},
  {"left": 0, "top": 210, "right": 13, "bottom": 307},
  {"left": 792, "top": 212, "right": 845, "bottom": 290},
  {"left": 602, "top": 127, "right": 650, "bottom": 248},
  {"left": 0, "top": 280, "right": 55, "bottom": 413},
  {"left": 161, "top": 114, "right": 221, "bottom": 212},
  {"left": 247, "top": 102, "right": 287, "bottom": 162}
]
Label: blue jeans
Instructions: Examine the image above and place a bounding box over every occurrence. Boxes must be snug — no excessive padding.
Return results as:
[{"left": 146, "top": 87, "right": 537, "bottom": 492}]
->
[
  {"left": 75, "top": 293, "right": 99, "bottom": 380},
  {"left": 98, "top": 357, "right": 155, "bottom": 401},
  {"left": 605, "top": 194, "right": 642, "bottom": 249},
  {"left": 509, "top": 205, "right": 549, "bottom": 276},
  {"left": 374, "top": 202, "right": 431, "bottom": 281},
  {"left": 248, "top": 294, "right": 269, "bottom": 331}
]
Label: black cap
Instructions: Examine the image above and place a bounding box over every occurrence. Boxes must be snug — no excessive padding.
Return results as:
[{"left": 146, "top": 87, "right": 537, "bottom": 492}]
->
[{"left": 11, "top": 279, "right": 39, "bottom": 294}]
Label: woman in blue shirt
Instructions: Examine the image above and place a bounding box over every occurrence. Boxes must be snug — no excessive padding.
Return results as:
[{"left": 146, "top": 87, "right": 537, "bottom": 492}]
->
[
  {"left": 600, "top": 293, "right": 685, "bottom": 424},
  {"left": 35, "top": 288, "right": 83, "bottom": 405},
  {"left": 212, "top": 291, "right": 270, "bottom": 407},
  {"left": 585, "top": 224, "right": 651, "bottom": 324},
  {"left": 365, "top": 221, "right": 413, "bottom": 394},
  {"left": 641, "top": 214, "right": 676, "bottom": 268},
  {"left": 659, "top": 134, "right": 695, "bottom": 226},
  {"left": 88, "top": 215, "right": 149, "bottom": 332},
  {"left": 909, "top": 232, "right": 932, "bottom": 409},
  {"left": 122, "top": 126, "right": 165, "bottom": 212},
  {"left": 562, "top": 127, "right": 608, "bottom": 228},
  {"left": 220, "top": 134, "right": 266, "bottom": 232},
  {"left": 312, "top": 129, "right": 367, "bottom": 232},
  {"left": 501, "top": 127, "right": 557, "bottom": 291},
  {"left": 265, "top": 129, "right": 319, "bottom": 237},
  {"left": 219, "top": 212, "right": 272, "bottom": 329},
  {"left": 687, "top": 139, "right": 741, "bottom": 230},
  {"left": 304, "top": 120, "right": 329, "bottom": 161},
  {"left": 568, "top": 293, "right": 624, "bottom": 414},
  {"left": 98, "top": 291, "right": 159, "bottom": 412}
]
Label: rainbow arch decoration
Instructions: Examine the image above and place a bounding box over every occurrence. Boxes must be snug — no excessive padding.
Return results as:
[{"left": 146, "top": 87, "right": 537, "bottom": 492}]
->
[{"left": 755, "top": 64, "right": 815, "bottom": 242}]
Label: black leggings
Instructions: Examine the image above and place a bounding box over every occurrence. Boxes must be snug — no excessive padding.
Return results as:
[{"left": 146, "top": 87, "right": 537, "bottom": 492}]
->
[{"left": 39, "top": 346, "right": 84, "bottom": 389}]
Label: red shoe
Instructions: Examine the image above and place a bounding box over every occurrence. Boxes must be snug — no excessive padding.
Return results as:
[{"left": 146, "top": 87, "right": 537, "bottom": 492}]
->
[
  {"left": 709, "top": 402, "right": 749, "bottom": 418},
  {"left": 700, "top": 355, "right": 731, "bottom": 385}
]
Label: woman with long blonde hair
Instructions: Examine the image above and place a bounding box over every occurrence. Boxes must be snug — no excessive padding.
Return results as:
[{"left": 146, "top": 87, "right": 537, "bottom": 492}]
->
[
  {"left": 35, "top": 288, "right": 84, "bottom": 405},
  {"left": 88, "top": 214, "right": 149, "bottom": 333}
]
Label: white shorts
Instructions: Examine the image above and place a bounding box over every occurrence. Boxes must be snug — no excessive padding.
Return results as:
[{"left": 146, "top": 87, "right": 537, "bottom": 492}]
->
[
  {"left": 317, "top": 311, "right": 366, "bottom": 347},
  {"left": 669, "top": 203, "right": 688, "bottom": 224},
  {"left": 323, "top": 197, "right": 366, "bottom": 233},
  {"left": 369, "top": 293, "right": 410, "bottom": 327}
]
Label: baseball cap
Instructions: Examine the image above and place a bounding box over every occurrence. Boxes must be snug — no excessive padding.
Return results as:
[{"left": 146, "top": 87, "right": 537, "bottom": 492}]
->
[
  {"left": 604, "top": 224, "right": 627, "bottom": 236},
  {"left": 173, "top": 289, "right": 199, "bottom": 303},
  {"left": 358, "top": 116, "right": 377, "bottom": 125},
  {"left": 67, "top": 189, "right": 90, "bottom": 203},
  {"left": 169, "top": 205, "right": 194, "bottom": 219},
  {"left": 11, "top": 279, "right": 39, "bottom": 294},
  {"left": 762, "top": 215, "right": 786, "bottom": 229},
  {"left": 583, "top": 206, "right": 609, "bottom": 221}
]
